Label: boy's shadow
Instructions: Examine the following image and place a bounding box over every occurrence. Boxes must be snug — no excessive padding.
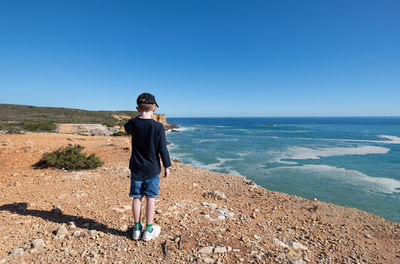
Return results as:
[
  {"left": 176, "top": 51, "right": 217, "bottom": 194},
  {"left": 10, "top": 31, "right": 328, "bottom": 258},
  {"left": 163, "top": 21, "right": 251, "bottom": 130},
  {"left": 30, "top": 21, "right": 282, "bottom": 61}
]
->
[{"left": 0, "top": 202, "right": 132, "bottom": 239}]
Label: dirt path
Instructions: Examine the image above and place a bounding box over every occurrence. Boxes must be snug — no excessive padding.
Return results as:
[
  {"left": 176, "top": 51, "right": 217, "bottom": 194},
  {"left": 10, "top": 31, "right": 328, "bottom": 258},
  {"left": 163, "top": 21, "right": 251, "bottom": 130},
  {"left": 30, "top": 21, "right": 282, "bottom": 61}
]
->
[{"left": 0, "top": 133, "right": 399, "bottom": 263}]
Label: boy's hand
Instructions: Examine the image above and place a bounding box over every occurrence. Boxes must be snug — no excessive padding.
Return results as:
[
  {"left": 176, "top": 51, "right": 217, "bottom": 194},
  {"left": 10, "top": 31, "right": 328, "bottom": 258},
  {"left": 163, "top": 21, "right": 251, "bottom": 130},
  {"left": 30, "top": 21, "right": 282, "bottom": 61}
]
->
[{"left": 164, "top": 167, "right": 170, "bottom": 178}]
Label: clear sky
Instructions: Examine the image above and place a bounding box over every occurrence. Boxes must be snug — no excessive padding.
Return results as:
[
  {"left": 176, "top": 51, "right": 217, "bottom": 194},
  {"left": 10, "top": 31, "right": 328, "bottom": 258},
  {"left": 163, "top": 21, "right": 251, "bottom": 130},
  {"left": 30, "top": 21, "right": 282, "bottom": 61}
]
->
[{"left": 1, "top": 0, "right": 399, "bottom": 117}]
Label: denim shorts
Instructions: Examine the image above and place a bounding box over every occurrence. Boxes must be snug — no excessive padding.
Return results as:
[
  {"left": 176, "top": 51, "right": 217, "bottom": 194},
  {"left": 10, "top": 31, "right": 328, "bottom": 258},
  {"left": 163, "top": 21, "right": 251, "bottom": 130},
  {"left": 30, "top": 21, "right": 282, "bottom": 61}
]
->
[{"left": 129, "top": 173, "right": 160, "bottom": 198}]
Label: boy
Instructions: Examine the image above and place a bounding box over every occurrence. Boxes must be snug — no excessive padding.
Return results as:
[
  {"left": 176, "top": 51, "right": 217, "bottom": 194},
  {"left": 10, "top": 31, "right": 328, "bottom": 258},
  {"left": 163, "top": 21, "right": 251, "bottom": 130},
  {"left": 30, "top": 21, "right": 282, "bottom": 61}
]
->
[{"left": 124, "top": 93, "right": 171, "bottom": 241}]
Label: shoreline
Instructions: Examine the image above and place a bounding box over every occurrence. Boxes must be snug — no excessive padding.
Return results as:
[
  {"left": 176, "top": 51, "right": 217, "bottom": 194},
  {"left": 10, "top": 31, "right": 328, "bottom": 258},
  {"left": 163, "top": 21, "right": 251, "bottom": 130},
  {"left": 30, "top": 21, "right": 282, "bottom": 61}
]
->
[{"left": 1, "top": 133, "right": 399, "bottom": 263}]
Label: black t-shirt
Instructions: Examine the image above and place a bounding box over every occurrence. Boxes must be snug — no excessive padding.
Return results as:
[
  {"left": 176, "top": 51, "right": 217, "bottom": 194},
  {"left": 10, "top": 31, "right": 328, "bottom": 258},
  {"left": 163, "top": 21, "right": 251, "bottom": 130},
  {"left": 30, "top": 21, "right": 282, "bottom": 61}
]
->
[{"left": 124, "top": 117, "right": 171, "bottom": 178}]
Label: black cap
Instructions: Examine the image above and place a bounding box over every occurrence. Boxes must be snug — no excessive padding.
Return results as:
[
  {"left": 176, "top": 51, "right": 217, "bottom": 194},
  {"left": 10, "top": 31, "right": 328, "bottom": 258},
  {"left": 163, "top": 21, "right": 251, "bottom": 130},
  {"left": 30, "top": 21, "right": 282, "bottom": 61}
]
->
[{"left": 136, "top": 93, "right": 159, "bottom": 107}]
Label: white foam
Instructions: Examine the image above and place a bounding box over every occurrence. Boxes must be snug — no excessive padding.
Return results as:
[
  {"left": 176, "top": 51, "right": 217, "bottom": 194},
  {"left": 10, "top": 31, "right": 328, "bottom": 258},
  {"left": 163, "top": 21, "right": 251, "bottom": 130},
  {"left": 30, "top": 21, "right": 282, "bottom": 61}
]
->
[
  {"left": 196, "top": 138, "right": 239, "bottom": 143},
  {"left": 265, "top": 164, "right": 400, "bottom": 194},
  {"left": 185, "top": 157, "right": 242, "bottom": 173},
  {"left": 287, "top": 135, "right": 400, "bottom": 145},
  {"left": 277, "top": 145, "right": 390, "bottom": 163},
  {"left": 175, "top": 126, "right": 198, "bottom": 132}
]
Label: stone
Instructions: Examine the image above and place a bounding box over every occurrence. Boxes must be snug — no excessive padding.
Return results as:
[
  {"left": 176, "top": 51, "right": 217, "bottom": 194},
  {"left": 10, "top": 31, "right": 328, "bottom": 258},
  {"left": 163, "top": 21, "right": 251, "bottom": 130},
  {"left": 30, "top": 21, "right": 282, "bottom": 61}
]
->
[
  {"left": 273, "top": 238, "right": 288, "bottom": 248},
  {"left": 203, "top": 191, "right": 227, "bottom": 201},
  {"left": 290, "top": 259, "right": 306, "bottom": 264},
  {"left": 51, "top": 205, "right": 62, "bottom": 214},
  {"left": 89, "top": 230, "right": 97, "bottom": 237},
  {"left": 217, "top": 215, "right": 226, "bottom": 220},
  {"left": 214, "top": 246, "right": 228, "bottom": 253},
  {"left": 9, "top": 247, "right": 23, "bottom": 256},
  {"left": 199, "top": 246, "right": 214, "bottom": 254},
  {"left": 365, "top": 234, "right": 372, "bottom": 239},
  {"left": 56, "top": 225, "right": 68, "bottom": 236},
  {"left": 201, "top": 257, "right": 214, "bottom": 263},
  {"left": 31, "top": 239, "right": 44, "bottom": 249},
  {"left": 254, "top": 234, "right": 261, "bottom": 240},
  {"left": 68, "top": 221, "right": 76, "bottom": 229},
  {"left": 288, "top": 241, "right": 308, "bottom": 250},
  {"left": 73, "top": 230, "right": 82, "bottom": 237}
]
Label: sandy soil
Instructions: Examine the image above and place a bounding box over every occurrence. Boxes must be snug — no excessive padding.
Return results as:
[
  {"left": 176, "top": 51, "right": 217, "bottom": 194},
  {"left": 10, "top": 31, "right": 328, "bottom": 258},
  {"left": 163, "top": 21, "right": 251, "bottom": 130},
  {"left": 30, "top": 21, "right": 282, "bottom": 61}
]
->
[{"left": 0, "top": 133, "right": 399, "bottom": 263}]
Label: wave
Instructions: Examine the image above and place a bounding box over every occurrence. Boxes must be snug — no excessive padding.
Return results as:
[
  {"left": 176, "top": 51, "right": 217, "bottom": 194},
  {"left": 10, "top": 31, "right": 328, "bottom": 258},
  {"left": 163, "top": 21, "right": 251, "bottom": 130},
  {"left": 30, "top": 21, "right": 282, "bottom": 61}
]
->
[
  {"left": 265, "top": 164, "right": 400, "bottom": 194},
  {"left": 196, "top": 138, "right": 239, "bottom": 143},
  {"left": 286, "top": 135, "right": 400, "bottom": 145},
  {"left": 174, "top": 126, "right": 198, "bottom": 132},
  {"left": 184, "top": 157, "right": 243, "bottom": 173},
  {"left": 274, "top": 145, "right": 390, "bottom": 164}
]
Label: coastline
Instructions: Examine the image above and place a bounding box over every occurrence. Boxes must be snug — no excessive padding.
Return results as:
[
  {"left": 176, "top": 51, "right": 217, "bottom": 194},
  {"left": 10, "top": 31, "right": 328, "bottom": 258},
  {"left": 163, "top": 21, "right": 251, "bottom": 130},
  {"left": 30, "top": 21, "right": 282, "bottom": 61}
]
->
[{"left": 0, "top": 133, "right": 399, "bottom": 263}]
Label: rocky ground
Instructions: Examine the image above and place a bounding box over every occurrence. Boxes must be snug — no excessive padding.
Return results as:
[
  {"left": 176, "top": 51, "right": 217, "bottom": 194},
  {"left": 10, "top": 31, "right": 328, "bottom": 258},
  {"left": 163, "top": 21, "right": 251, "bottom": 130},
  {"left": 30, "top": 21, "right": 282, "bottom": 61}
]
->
[{"left": 0, "top": 133, "right": 399, "bottom": 264}]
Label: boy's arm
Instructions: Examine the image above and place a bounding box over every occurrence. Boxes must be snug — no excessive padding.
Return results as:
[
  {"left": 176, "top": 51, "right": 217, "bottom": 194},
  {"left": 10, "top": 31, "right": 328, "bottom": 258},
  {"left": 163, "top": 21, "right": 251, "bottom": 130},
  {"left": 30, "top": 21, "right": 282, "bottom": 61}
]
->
[
  {"left": 158, "top": 125, "right": 171, "bottom": 171},
  {"left": 124, "top": 120, "right": 132, "bottom": 135}
]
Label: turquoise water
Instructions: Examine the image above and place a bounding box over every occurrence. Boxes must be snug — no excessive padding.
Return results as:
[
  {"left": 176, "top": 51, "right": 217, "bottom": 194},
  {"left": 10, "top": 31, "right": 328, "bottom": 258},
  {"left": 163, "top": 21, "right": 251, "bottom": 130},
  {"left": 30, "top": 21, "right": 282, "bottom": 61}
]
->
[{"left": 166, "top": 117, "right": 400, "bottom": 223}]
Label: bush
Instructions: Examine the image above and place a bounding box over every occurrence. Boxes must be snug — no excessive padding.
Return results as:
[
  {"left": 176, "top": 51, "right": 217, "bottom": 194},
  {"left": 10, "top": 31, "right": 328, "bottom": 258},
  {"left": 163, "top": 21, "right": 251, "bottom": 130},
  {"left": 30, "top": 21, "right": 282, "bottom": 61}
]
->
[
  {"left": 23, "top": 121, "right": 56, "bottom": 132},
  {"left": 111, "top": 131, "right": 128, "bottom": 136},
  {"left": 103, "top": 122, "right": 115, "bottom": 128},
  {"left": 34, "top": 144, "right": 104, "bottom": 170}
]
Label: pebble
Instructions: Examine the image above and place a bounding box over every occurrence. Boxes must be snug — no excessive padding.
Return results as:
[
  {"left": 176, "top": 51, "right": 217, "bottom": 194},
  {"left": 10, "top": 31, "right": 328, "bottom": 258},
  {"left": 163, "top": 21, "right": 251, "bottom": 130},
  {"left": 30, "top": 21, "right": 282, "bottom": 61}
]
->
[
  {"left": 31, "top": 239, "right": 44, "bottom": 249},
  {"left": 291, "top": 258, "right": 306, "bottom": 264},
  {"left": 51, "top": 205, "right": 62, "bottom": 214},
  {"left": 365, "top": 234, "right": 372, "bottom": 239},
  {"left": 273, "top": 238, "right": 288, "bottom": 248},
  {"left": 214, "top": 246, "right": 228, "bottom": 253},
  {"left": 201, "top": 257, "right": 214, "bottom": 263},
  {"left": 9, "top": 247, "right": 23, "bottom": 256},
  {"left": 254, "top": 234, "right": 261, "bottom": 240},
  {"left": 89, "top": 230, "right": 98, "bottom": 237},
  {"left": 73, "top": 230, "right": 82, "bottom": 237},
  {"left": 199, "top": 246, "right": 214, "bottom": 254},
  {"left": 68, "top": 221, "right": 76, "bottom": 229},
  {"left": 56, "top": 225, "right": 68, "bottom": 236},
  {"left": 288, "top": 241, "right": 308, "bottom": 250},
  {"left": 203, "top": 191, "right": 228, "bottom": 201}
]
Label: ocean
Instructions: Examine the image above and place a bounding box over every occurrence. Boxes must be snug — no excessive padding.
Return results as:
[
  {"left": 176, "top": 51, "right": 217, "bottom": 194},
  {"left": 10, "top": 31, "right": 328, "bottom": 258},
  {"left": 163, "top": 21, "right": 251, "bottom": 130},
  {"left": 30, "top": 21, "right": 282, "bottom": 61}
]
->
[{"left": 166, "top": 117, "right": 400, "bottom": 223}]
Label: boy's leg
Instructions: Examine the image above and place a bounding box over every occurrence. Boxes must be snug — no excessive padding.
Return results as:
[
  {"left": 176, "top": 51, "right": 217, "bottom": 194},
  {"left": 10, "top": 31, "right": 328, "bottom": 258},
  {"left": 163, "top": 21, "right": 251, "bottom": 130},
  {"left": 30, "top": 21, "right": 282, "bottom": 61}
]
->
[
  {"left": 132, "top": 197, "right": 143, "bottom": 223},
  {"left": 145, "top": 197, "right": 155, "bottom": 230},
  {"left": 131, "top": 197, "right": 143, "bottom": 240}
]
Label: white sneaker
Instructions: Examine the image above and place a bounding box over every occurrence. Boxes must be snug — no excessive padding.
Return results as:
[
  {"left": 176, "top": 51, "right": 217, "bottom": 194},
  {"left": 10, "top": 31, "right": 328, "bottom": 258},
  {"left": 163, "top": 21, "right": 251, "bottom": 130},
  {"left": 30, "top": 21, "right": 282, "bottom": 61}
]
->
[
  {"left": 132, "top": 229, "right": 142, "bottom": 240},
  {"left": 142, "top": 225, "right": 161, "bottom": 241}
]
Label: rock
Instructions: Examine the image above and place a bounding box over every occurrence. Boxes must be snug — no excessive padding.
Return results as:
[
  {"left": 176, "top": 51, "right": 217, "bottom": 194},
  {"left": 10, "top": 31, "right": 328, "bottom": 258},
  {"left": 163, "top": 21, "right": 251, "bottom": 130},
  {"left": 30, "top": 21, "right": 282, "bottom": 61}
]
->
[
  {"left": 203, "top": 191, "right": 227, "bottom": 201},
  {"left": 199, "top": 246, "right": 214, "bottom": 254},
  {"left": 31, "top": 239, "right": 44, "bottom": 249},
  {"left": 68, "top": 221, "right": 76, "bottom": 229},
  {"left": 73, "top": 230, "right": 82, "bottom": 237},
  {"left": 217, "top": 215, "right": 226, "bottom": 220},
  {"left": 214, "top": 246, "right": 228, "bottom": 253},
  {"left": 365, "top": 234, "right": 372, "bottom": 239},
  {"left": 89, "top": 230, "right": 97, "bottom": 237},
  {"left": 201, "top": 257, "right": 214, "bottom": 263},
  {"left": 9, "top": 247, "right": 23, "bottom": 256},
  {"left": 56, "top": 225, "right": 68, "bottom": 236},
  {"left": 288, "top": 241, "right": 308, "bottom": 250},
  {"left": 290, "top": 259, "right": 306, "bottom": 264},
  {"left": 51, "top": 205, "right": 62, "bottom": 214},
  {"left": 273, "top": 238, "right": 288, "bottom": 248},
  {"left": 254, "top": 234, "right": 261, "bottom": 240}
]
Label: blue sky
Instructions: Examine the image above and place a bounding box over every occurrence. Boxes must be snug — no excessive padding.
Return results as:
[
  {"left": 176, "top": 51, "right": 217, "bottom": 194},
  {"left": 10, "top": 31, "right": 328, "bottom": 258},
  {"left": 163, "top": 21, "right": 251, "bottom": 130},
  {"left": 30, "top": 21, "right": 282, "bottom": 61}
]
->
[{"left": 1, "top": 0, "right": 399, "bottom": 117}]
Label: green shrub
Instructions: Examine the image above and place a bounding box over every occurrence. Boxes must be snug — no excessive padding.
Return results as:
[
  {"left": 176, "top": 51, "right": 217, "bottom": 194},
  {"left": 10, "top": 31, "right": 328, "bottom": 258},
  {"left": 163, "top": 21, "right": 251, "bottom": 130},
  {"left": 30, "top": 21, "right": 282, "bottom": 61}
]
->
[
  {"left": 34, "top": 144, "right": 104, "bottom": 170},
  {"left": 23, "top": 121, "right": 56, "bottom": 132},
  {"left": 103, "top": 122, "right": 115, "bottom": 128},
  {"left": 111, "top": 131, "right": 128, "bottom": 136}
]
